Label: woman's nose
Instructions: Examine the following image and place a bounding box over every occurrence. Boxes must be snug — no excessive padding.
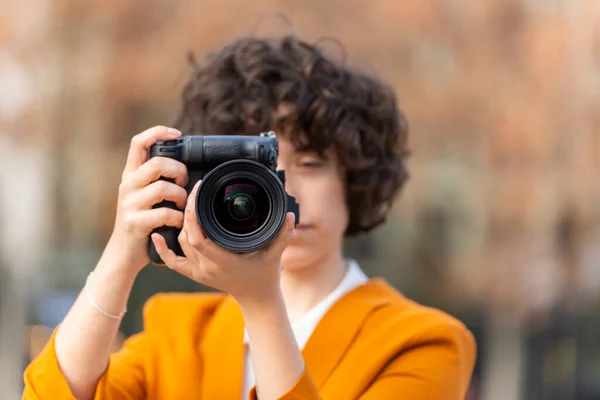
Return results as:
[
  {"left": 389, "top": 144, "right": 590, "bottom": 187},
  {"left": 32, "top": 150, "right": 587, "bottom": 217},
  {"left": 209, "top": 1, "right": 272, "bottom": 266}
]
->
[
  {"left": 283, "top": 173, "right": 294, "bottom": 196},
  {"left": 281, "top": 169, "right": 298, "bottom": 199}
]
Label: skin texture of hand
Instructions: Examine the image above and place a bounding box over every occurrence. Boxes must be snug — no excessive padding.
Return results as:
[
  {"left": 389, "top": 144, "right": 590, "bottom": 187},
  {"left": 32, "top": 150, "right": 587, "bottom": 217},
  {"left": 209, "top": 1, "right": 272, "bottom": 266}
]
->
[
  {"left": 151, "top": 180, "right": 296, "bottom": 304},
  {"left": 106, "top": 125, "right": 189, "bottom": 275}
]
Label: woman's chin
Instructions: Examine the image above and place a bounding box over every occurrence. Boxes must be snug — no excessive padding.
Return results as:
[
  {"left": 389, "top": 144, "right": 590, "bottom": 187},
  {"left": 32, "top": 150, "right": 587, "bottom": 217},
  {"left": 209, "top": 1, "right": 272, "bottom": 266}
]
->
[{"left": 281, "top": 246, "right": 317, "bottom": 272}]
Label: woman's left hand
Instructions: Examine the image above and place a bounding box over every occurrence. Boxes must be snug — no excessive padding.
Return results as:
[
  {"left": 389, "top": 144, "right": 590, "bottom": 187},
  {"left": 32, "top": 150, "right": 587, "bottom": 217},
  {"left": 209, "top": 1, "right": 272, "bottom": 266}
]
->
[{"left": 151, "top": 180, "right": 296, "bottom": 304}]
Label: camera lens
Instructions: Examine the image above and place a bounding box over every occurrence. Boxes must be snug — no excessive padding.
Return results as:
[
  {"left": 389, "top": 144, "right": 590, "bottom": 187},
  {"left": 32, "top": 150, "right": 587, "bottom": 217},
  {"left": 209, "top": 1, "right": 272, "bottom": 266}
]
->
[
  {"left": 196, "top": 159, "right": 290, "bottom": 253},
  {"left": 228, "top": 193, "right": 255, "bottom": 221},
  {"left": 214, "top": 181, "right": 269, "bottom": 234}
]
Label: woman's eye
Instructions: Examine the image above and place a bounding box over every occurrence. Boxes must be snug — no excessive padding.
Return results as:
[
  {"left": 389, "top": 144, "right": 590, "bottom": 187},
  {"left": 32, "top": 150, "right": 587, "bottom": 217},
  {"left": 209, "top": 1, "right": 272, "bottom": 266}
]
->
[{"left": 300, "top": 159, "right": 323, "bottom": 168}]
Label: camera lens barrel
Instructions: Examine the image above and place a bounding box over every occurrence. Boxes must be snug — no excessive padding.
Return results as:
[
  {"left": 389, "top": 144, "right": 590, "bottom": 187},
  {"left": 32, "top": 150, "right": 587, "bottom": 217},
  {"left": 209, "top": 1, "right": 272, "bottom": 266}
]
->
[{"left": 196, "top": 159, "right": 287, "bottom": 252}]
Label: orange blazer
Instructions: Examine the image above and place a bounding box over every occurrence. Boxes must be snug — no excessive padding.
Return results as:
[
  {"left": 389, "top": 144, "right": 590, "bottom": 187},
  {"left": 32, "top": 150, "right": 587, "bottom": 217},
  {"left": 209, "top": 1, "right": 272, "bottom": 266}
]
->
[{"left": 23, "top": 278, "right": 476, "bottom": 399}]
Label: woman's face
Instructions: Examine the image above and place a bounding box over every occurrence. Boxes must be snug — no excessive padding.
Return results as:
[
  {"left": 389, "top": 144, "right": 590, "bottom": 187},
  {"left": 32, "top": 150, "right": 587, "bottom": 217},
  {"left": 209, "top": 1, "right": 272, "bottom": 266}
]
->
[{"left": 275, "top": 137, "right": 349, "bottom": 270}]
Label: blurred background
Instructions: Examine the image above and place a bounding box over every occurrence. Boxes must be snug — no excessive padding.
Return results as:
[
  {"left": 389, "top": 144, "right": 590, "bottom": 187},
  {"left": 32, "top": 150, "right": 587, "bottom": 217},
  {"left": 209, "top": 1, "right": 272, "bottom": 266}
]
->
[{"left": 1, "top": 0, "right": 599, "bottom": 399}]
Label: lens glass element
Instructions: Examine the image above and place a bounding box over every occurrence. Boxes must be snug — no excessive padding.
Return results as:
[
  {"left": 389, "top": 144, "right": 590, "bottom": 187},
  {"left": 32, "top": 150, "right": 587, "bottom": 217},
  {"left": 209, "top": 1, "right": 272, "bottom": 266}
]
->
[{"left": 214, "top": 180, "right": 269, "bottom": 234}]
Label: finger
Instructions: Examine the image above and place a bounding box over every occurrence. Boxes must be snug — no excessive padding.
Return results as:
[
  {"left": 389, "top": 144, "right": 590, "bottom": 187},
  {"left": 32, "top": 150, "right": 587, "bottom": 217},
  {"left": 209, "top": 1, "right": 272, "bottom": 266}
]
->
[
  {"left": 186, "top": 179, "right": 202, "bottom": 211},
  {"left": 184, "top": 180, "right": 207, "bottom": 248},
  {"left": 270, "top": 212, "right": 296, "bottom": 253},
  {"left": 242, "top": 212, "right": 295, "bottom": 260},
  {"left": 124, "top": 157, "right": 188, "bottom": 190},
  {"left": 151, "top": 233, "right": 192, "bottom": 275},
  {"left": 178, "top": 229, "right": 201, "bottom": 260},
  {"left": 184, "top": 212, "right": 208, "bottom": 250},
  {"left": 123, "top": 126, "right": 181, "bottom": 178},
  {"left": 177, "top": 230, "right": 214, "bottom": 283},
  {"left": 136, "top": 180, "right": 188, "bottom": 210},
  {"left": 125, "top": 208, "right": 184, "bottom": 235}
]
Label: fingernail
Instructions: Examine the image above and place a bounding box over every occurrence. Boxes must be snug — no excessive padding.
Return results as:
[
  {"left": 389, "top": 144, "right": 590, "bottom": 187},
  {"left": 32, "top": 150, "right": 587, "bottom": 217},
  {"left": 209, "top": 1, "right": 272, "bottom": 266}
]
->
[{"left": 168, "top": 128, "right": 182, "bottom": 137}]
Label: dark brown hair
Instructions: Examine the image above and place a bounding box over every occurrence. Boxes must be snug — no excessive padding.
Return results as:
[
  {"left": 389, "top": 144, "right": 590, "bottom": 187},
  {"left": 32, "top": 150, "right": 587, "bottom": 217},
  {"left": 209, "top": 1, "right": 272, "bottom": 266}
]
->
[{"left": 174, "top": 34, "right": 409, "bottom": 236}]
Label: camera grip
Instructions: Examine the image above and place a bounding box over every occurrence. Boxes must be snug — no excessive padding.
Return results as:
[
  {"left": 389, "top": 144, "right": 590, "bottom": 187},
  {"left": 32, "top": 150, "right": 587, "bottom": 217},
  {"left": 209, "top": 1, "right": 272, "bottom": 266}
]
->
[{"left": 148, "top": 178, "right": 184, "bottom": 266}]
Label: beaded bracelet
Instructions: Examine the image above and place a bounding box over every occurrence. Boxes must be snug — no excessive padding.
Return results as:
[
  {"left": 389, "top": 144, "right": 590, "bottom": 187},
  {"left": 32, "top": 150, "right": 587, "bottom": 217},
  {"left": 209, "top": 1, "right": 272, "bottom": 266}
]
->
[{"left": 84, "top": 271, "right": 127, "bottom": 319}]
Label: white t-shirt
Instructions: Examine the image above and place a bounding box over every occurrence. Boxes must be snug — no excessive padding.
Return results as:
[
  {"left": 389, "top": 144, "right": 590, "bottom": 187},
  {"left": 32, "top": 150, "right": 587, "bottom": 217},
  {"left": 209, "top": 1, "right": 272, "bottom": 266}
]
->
[{"left": 241, "top": 259, "right": 369, "bottom": 399}]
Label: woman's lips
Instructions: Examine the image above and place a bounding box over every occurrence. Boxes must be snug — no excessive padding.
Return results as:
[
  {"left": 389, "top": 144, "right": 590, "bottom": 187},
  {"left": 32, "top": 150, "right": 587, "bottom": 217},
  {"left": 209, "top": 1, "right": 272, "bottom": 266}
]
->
[
  {"left": 293, "top": 224, "right": 313, "bottom": 234},
  {"left": 295, "top": 224, "right": 312, "bottom": 230}
]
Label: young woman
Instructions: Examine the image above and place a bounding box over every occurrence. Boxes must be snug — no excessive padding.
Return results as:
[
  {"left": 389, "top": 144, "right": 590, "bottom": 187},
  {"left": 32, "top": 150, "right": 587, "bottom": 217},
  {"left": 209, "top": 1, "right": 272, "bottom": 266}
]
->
[{"left": 24, "top": 35, "right": 476, "bottom": 400}]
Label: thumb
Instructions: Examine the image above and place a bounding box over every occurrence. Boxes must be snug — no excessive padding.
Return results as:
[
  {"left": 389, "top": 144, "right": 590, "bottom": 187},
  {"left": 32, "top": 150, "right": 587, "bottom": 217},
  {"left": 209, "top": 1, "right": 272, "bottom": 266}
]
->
[
  {"left": 258, "top": 212, "right": 295, "bottom": 259},
  {"left": 269, "top": 212, "right": 296, "bottom": 253}
]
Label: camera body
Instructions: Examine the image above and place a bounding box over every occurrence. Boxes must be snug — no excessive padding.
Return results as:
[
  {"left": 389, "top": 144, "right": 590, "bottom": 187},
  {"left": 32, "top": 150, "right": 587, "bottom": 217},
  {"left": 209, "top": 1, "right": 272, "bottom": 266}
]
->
[{"left": 147, "top": 131, "right": 300, "bottom": 266}]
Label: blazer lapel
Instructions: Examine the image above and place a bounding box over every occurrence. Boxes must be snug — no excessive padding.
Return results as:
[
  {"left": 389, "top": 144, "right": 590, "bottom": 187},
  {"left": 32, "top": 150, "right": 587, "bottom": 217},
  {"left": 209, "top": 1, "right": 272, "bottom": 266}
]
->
[
  {"left": 301, "top": 278, "right": 396, "bottom": 389},
  {"left": 200, "top": 295, "right": 245, "bottom": 400},
  {"left": 198, "top": 279, "right": 397, "bottom": 398}
]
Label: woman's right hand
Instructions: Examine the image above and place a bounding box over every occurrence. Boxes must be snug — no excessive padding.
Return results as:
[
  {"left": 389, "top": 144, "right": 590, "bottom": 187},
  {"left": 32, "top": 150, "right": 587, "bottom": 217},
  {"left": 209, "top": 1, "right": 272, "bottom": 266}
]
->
[{"left": 104, "top": 125, "right": 189, "bottom": 276}]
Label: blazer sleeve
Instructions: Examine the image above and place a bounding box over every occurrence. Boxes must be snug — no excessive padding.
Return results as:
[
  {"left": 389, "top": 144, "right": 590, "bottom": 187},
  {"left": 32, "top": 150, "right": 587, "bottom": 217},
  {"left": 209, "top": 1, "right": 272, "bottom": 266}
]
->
[
  {"left": 247, "top": 368, "right": 321, "bottom": 400},
  {"left": 248, "top": 319, "right": 475, "bottom": 400},
  {"left": 358, "top": 319, "right": 476, "bottom": 400},
  {"left": 21, "top": 295, "right": 170, "bottom": 400},
  {"left": 22, "top": 325, "right": 148, "bottom": 400}
]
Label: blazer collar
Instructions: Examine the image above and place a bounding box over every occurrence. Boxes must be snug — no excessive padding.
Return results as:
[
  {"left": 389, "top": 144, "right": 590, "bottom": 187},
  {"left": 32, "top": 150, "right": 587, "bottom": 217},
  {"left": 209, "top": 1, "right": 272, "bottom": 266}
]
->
[
  {"left": 200, "top": 278, "right": 397, "bottom": 397},
  {"left": 301, "top": 278, "right": 396, "bottom": 389}
]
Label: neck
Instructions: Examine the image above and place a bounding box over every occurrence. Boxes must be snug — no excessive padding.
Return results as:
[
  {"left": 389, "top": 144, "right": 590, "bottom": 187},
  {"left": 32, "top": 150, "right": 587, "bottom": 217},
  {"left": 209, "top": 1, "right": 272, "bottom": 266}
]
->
[{"left": 279, "top": 250, "right": 348, "bottom": 323}]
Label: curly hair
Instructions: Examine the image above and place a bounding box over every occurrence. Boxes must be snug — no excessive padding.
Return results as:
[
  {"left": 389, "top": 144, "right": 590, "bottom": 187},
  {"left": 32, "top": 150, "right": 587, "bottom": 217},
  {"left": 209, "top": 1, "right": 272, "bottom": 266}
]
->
[{"left": 173, "top": 34, "right": 409, "bottom": 236}]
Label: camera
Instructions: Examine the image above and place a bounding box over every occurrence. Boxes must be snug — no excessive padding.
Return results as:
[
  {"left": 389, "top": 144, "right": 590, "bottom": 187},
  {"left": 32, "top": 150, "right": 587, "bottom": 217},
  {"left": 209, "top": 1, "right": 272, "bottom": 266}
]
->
[{"left": 147, "top": 131, "right": 300, "bottom": 266}]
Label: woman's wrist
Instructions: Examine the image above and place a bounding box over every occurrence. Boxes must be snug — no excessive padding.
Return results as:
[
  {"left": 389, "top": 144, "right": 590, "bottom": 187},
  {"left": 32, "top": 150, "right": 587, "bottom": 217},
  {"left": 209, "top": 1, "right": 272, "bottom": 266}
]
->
[
  {"left": 84, "top": 250, "right": 139, "bottom": 320},
  {"left": 99, "top": 236, "right": 145, "bottom": 280},
  {"left": 237, "top": 283, "right": 286, "bottom": 322},
  {"left": 234, "top": 269, "right": 283, "bottom": 317},
  {"left": 237, "top": 277, "right": 306, "bottom": 399}
]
